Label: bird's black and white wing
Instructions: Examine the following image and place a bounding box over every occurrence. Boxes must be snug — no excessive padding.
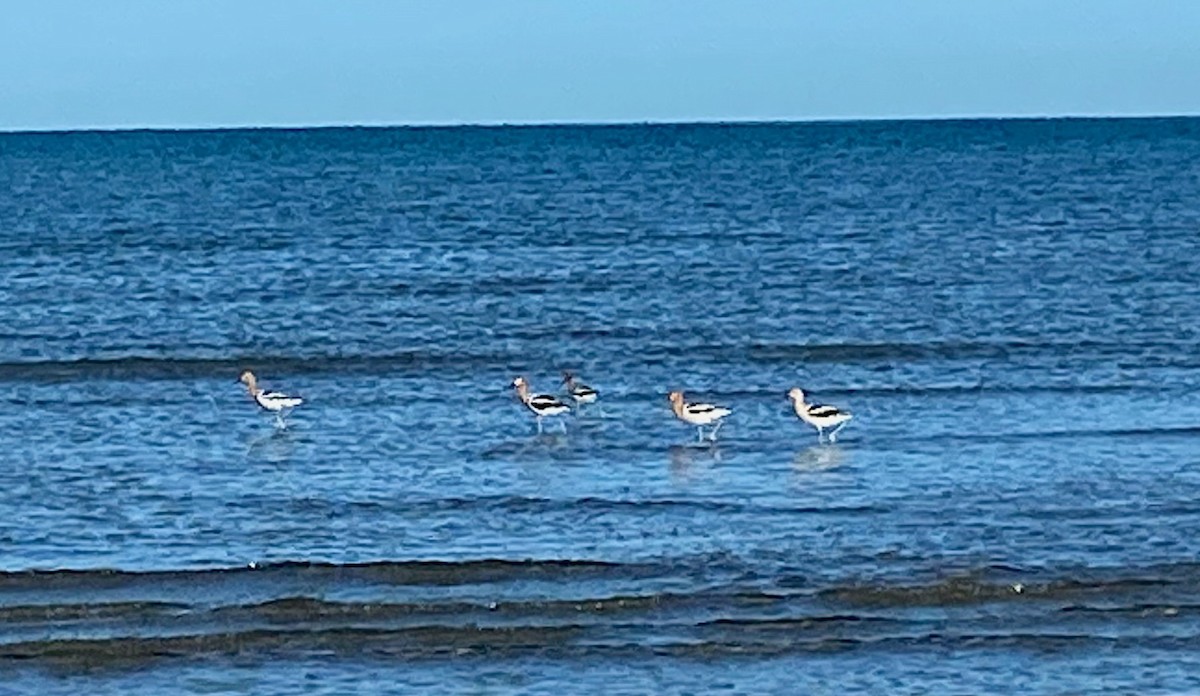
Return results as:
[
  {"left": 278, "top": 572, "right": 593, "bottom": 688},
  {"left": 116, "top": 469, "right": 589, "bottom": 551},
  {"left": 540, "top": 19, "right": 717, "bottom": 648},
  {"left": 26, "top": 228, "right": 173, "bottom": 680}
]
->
[
  {"left": 257, "top": 391, "right": 304, "bottom": 410},
  {"left": 806, "top": 403, "right": 845, "bottom": 418},
  {"left": 568, "top": 382, "right": 599, "bottom": 405},
  {"left": 530, "top": 394, "right": 567, "bottom": 408},
  {"left": 528, "top": 393, "right": 571, "bottom": 415}
]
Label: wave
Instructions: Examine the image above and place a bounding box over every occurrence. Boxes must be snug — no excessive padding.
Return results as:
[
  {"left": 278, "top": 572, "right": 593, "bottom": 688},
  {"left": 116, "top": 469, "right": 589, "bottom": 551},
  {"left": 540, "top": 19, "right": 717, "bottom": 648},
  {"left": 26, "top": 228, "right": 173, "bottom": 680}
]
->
[
  {"left": 820, "top": 572, "right": 1180, "bottom": 608},
  {"left": 9, "top": 558, "right": 1200, "bottom": 601},
  {"left": 6, "top": 624, "right": 1200, "bottom": 668},
  {"left": 3, "top": 337, "right": 1198, "bottom": 384},
  {"left": 699, "top": 614, "right": 897, "bottom": 629},
  {"left": 0, "top": 601, "right": 187, "bottom": 623},
  {"left": 745, "top": 338, "right": 1200, "bottom": 365},
  {"left": 7, "top": 561, "right": 1200, "bottom": 669},
  {"left": 0, "top": 558, "right": 646, "bottom": 592},
  {"left": 208, "top": 589, "right": 811, "bottom": 624},
  {"left": 0, "top": 353, "right": 515, "bottom": 382},
  {"left": 0, "top": 625, "right": 591, "bottom": 665},
  {"left": 214, "top": 593, "right": 694, "bottom": 621},
  {"left": 0, "top": 590, "right": 790, "bottom": 628},
  {"left": 1059, "top": 602, "right": 1198, "bottom": 617}
]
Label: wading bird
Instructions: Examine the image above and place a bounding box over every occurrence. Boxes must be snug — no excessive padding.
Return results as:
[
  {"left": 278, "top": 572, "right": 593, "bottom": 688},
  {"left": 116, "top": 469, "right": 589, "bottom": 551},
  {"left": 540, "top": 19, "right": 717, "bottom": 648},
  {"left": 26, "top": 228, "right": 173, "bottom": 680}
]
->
[
  {"left": 239, "top": 371, "right": 304, "bottom": 429},
  {"left": 668, "top": 390, "right": 731, "bottom": 442}
]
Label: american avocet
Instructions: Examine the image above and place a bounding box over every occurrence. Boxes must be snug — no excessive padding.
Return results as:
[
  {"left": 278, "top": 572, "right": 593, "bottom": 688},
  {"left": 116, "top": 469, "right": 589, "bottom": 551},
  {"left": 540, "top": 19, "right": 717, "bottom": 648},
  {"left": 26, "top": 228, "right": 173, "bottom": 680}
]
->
[
  {"left": 561, "top": 371, "right": 598, "bottom": 407},
  {"left": 512, "top": 377, "right": 571, "bottom": 433},
  {"left": 668, "top": 390, "right": 731, "bottom": 442},
  {"left": 788, "top": 387, "right": 852, "bottom": 443},
  {"left": 239, "top": 371, "right": 304, "bottom": 428}
]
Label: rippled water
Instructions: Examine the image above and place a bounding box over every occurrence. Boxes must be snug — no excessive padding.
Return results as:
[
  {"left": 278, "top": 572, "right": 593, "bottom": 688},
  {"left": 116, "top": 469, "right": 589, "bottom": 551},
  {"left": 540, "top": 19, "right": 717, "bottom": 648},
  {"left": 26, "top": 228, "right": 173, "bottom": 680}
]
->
[{"left": 3, "top": 119, "right": 1200, "bottom": 693}]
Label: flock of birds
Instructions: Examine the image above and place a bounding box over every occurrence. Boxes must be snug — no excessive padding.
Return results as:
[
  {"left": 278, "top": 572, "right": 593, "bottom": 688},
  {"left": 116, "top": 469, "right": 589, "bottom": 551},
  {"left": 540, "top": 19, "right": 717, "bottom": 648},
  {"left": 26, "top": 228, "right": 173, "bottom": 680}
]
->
[{"left": 238, "top": 369, "right": 855, "bottom": 443}]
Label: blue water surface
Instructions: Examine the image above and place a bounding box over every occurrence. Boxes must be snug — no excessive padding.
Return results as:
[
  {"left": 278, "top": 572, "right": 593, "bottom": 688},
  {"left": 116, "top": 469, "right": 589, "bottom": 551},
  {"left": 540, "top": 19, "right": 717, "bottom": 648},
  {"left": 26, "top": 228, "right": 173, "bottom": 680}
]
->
[{"left": 2, "top": 119, "right": 1200, "bottom": 694}]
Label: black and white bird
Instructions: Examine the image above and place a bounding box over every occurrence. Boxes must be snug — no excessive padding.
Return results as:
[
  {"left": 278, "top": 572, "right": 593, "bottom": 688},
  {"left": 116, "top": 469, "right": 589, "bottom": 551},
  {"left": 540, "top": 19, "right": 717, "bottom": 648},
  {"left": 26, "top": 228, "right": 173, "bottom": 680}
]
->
[
  {"left": 512, "top": 377, "right": 571, "bottom": 433},
  {"left": 788, "top": 387, "right": 852, "bottom": 443},
  {"left": 239, "top": 370, "right": 304, "bottom": 428},
  {"left": 668, "top": 390, "right": 732, "bottom": 442},
  {"left": 561, "top": 370, "right": 599, "bottom": 407}
]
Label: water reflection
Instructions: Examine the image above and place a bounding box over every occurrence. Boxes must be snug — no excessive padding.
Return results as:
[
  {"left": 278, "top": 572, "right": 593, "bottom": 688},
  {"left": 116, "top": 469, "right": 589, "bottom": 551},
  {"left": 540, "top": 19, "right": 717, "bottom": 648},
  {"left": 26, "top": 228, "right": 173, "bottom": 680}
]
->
[
  {"left": 792, "top": 444, "right": 847, "bottom": 473},
  {"left": 245, "top": 428, "right": 298, "bottom": 464},
  {"left": 482, "top": 433, "right": 570, "bottom": 458},
  {"left": 669, "top": 442, "right": 723, "bottom": 479}
]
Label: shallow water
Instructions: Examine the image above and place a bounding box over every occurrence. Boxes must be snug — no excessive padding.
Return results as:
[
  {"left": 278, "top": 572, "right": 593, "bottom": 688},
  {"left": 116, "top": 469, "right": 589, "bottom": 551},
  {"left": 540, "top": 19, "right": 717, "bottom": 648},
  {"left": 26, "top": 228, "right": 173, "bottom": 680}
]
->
[{"left": 2, "top": 119, "right": 1200, "bottom": 693}]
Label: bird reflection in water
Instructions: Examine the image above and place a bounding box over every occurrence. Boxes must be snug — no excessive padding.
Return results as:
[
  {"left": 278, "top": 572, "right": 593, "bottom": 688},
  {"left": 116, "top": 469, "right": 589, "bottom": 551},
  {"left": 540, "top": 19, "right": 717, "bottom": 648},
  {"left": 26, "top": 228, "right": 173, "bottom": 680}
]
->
[
  {"left": 482, "top": 432, "right": 570, "bottom": 459},
  {"left": 245, "top": 428, "right": 299, "bottom": 465},
  {"left": 668, "top": 442, "right": 723, "bottom": 479},
  {"left": 792, "top": 444, "right": 847, "bottom": 473}
]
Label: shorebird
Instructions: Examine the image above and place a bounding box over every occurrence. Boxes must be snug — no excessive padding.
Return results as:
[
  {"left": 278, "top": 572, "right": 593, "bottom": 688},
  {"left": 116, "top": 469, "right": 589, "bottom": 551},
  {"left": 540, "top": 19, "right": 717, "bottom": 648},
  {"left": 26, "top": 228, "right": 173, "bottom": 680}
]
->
[
  {"left": 561, "top": 371, "right": 598, "bottom": 407},
  {"left": 239, "top": 371, "right": 304, "bottom": 428},
  {"left": 668, "top": 390, "right": 731, "bottom": 442},
  {"left": 788, "top": 387, "right": 853, "bottom": 443},
  {"left": 512, "top": 377, "right": 571, "bottom": 433}
]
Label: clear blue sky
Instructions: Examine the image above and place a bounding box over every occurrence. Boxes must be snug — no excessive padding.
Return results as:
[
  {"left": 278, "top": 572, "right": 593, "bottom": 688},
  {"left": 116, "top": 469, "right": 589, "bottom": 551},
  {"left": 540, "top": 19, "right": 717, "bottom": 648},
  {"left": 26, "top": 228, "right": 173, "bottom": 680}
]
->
[{"left": 3, "top": 0, "right": 1199, "bottom": 131}]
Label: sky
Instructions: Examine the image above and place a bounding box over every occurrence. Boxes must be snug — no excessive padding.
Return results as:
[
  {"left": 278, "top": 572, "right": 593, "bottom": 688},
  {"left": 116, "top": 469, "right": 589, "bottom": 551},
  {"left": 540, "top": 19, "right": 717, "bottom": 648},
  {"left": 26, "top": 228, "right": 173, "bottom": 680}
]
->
[{"left": 2, "top": 0, "right": 1200, "bottom": 131}]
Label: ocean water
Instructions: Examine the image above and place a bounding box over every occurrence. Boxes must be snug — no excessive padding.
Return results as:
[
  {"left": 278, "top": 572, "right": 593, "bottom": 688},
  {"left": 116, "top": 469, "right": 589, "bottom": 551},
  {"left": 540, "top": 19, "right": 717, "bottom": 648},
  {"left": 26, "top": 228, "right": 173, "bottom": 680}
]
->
[{"left": 2, "top": 118, "right": 1200, "bottom": 694}]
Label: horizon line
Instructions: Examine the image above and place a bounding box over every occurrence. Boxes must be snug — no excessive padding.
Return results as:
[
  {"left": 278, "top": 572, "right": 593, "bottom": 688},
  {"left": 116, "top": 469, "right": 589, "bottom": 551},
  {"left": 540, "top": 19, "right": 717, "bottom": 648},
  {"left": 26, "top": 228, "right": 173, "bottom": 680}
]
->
[{"left": 2, "top": 111, "right": 1199, "bottom": 136}]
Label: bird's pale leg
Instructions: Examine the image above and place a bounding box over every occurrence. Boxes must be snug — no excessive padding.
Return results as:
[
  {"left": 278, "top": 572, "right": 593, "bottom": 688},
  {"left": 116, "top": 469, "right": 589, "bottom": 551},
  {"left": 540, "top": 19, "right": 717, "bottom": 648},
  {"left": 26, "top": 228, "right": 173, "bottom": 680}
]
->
[
  {"left": 559, "top": 418, "right": 567, "bottom": 434},
  {"left": 536, "top": 417, "right": 544, "bottom": 435},
  {"left": 709, "top": 420, "right": 724, "bottom": 441},
  {"left": 696, "top": 426, "right": 705, "bottom": 443},
  {"left": 816, "top": 427, "right": 825, "bottom": 443},
  {"left": 829, "top": 421, "right": 848, "bottom": 443}
]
